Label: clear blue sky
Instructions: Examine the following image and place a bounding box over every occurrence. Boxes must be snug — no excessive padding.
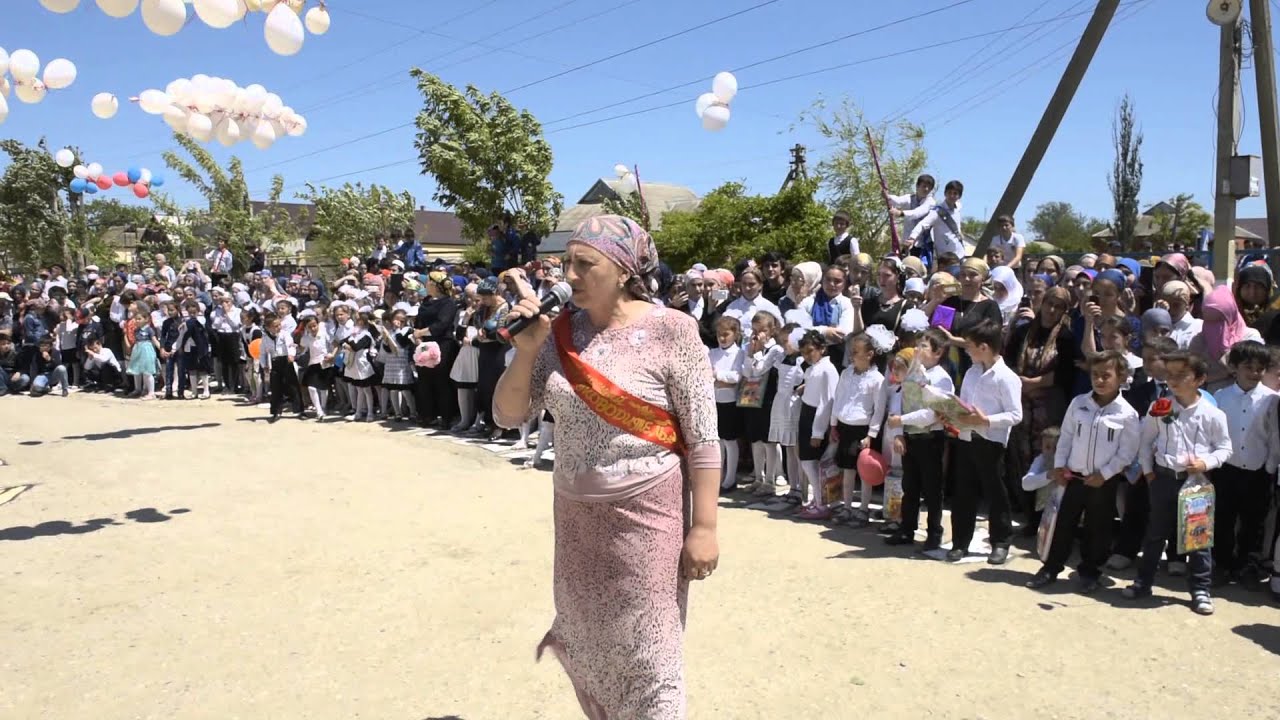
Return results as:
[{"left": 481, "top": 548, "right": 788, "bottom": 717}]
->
[{"left": 0, "top": 0, "right": 1273, "bottom": 228}]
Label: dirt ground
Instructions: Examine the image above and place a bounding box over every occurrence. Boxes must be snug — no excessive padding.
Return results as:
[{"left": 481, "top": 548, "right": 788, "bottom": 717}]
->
[{"left": 2, "top": 393, "right": 1278, "bottom": 720}]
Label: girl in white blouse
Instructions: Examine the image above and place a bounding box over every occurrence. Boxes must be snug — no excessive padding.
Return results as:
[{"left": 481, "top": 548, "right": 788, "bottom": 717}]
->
[
  {"left": 709, "top": 316, "right": 746, "bottom": 492},
  {"left": 740, "top": 312, "right": 785, "bottom": 495},
  {"left": 831, "top": 332, "right": 887, "bottom": 524},
  {"left": 299, "top": 312, "right": 332, "bottom": 420},
  {"left": 796, "top": 330, "right": 839, "bottom": 520}
]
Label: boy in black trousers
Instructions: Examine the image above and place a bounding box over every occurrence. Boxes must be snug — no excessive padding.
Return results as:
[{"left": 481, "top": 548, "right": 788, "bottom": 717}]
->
[{"left": 261, "top": 313, "right": 302, "bottom": 421}]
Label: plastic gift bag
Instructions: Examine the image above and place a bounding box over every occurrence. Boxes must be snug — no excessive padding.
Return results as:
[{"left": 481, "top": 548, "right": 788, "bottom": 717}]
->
[
  {"left": 1177, "top": 479, "right": 1215, "bottom": 554},
  {"left": 1037, "top": 484, "right": 1065, "bottom": 561},
  {"left": 884, "top": 470, "right": 904, "bottom": 522}
]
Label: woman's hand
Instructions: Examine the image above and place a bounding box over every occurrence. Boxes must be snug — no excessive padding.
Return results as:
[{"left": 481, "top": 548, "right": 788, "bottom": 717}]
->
[
  {"left": 810, "top": 437, "right": 822, "bottom": 448},
  {"left": 860, "top": 436, "right": 871, "bottom": 450},
  {"left": 1083, "top": 302, "right": 1101, "bottom": 323},
  {"left": 681, "top": 525, "right": 719, "bottom": 581},
  {"left": 893, "top": 436, "right": 906, "bottom": 457},
  {"left": 503, "top": 271, "right": 552, "bottom": 354},
  {"left": 887, "top": 415, "right": 902, "bottom": 428},
  {"left": 1016, "top": 307, "right": 1035, "bottom": 322}
]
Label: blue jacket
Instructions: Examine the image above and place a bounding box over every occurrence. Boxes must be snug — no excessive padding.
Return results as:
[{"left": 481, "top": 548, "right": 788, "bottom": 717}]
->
[{"left": 395, "top": 240, "right": 426, "bottom": 269}]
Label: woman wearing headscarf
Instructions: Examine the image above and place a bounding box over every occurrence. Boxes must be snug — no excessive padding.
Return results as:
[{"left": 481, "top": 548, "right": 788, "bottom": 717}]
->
[
  {"left": 412, "top": 271, "right": 460, "bottom": 428},
  {"left": 1035, "top": 255, "right": 1065, "bottom": 287},
  {"left": 856, "top": 256, "right": 910, "bottom": 337},
  {"left": 801, "top": 264, "right": 855, "bottom": 366},
  {"left": 470, "top": 276, "right": 510, "bottom": 440},
  {"left": 1140, "top": 307, "right": 1173, "bottom": 345},
  {"left": 925, "top": 256, "right": 1003, "bottom": 383},
  {"left": 1004, "top": 286, "right": 1078, "bottom": 528},
  {"left": 1152, "top": 252, "right": 1191, "bottom": 294},
  {"left": 988, "top": 265, "right": 1024, "bottom": 328},
  {"left": 1189, "top": 285, "right": 1262, "bottom": 391},
  {"left": 722, "top": 266, "right": 783, "bottom": 338},
  {"left": 779, "top": 261, "right": 821, "bottom": 315},
  {"left": 1235, "top": 262, "right": 1280, "bottom": 339},
  {"left": 1158, "top": 280, "right": 1202, "bottom": 349},
  {"left": 494, "top": 215, "right": 720, "bottom": 719}
]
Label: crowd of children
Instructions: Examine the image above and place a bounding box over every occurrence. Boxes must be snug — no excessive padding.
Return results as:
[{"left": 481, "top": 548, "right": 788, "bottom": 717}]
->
[{"left": 5, "top": 180, "right": 1280, "bottom": 615}]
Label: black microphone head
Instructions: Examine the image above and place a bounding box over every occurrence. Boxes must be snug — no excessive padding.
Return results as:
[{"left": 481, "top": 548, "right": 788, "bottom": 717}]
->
[{"left": 549, "top": 282, "right": 573, "bottom": 305}]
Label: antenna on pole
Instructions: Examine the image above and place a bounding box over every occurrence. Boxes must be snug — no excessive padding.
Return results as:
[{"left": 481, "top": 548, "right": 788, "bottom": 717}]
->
[{"left": 780, "top": 143, "right": 808, "bottom": 191}]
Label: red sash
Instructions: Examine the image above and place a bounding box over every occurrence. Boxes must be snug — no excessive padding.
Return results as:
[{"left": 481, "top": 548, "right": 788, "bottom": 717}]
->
[{"left": 553, "top": 311, "right": 685, "bottom": 456}]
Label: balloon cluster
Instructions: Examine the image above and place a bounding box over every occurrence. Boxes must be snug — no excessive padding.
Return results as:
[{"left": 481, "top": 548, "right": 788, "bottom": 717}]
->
[
  {"left": 57, "top": 149, "right": 166, "bottom": 198},
  {"left": 613, "top": 163, "right": 639, "bottom": 194},
  {"left": 37, "top": 0, "right": 331, "bottom": 57},
  {"left": 0, "top": 47, "right": 78, "bottom": 126},
  {"left": 126, "top": 75, "right": 307, "bottom": 149},
  {"left": 694, "top": 72, "right": 738, "bottom": 132}
]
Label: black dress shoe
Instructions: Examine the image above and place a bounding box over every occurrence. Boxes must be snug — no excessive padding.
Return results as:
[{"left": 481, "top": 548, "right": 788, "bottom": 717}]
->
[
  {"left": 988, "top": 547, "right": 1010, "bottom": 565},
  {"left": 922, "top": 537, "right": 942, "bottom": 552},
  {"left": 945, "top": 548, "right": 966, "bottom": 562},
  {"left": 1025, "top": 570, "right": 1057, "bottom": 589},
  {"left": 884, "top": 533, "right": 915, "bottom": 546},
  {"left": 1078, "top": 576, "right": 1101, "bottom": 594}
]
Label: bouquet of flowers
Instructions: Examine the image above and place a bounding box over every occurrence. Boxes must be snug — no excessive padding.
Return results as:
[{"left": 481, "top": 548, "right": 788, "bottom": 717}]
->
[{"left": 413, "top": 341, "right": 442, "bottom": 368}]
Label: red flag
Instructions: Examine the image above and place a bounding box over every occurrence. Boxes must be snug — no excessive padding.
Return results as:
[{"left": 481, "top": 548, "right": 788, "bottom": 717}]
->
[{"left": 866, "top": 128, "right": 901, "bottom": 256}]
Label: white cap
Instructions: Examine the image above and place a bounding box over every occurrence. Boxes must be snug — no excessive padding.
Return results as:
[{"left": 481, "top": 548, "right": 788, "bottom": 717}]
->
[{"left": 904, "top": 277, "right": 926, "bottom": 296}]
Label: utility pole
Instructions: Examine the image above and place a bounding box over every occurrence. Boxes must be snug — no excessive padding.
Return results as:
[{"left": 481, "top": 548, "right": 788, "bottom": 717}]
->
[
  {"left": 1212, "top": 14, "right": 1243, "bottom": 280},
  {"left": 1249, "top": 0, "right": 1280, "bottom": 253},
  {"left": 973, "top": 0, "right": 1119, "bottom": 257},
  {"left": 780, "top": 143, "right": 808, "bottom": 192}
]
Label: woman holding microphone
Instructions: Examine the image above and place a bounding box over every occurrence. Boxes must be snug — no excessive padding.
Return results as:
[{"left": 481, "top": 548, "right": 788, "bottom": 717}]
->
[{"left": 494, "top": 215, "right": 720, "bottom": 719}]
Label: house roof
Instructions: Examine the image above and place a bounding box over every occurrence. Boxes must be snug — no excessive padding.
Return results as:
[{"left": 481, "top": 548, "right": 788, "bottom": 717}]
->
[
  {"left": 553, "top": 178, "right": 699, "bottom": 234},
  {"left": 1237, "top": 217, "right": 1270, "bottom": 246},
  {"left": 1091, "top": 216, "right": 1260, "bottom": 240}
]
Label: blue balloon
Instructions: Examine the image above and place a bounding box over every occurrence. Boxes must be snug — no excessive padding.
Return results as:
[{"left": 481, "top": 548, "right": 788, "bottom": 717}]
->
[
  {"left": 127, "top": 167, "right": 142, "bottom": 183},
  {"left": 151, "top": 174, "right": 165, "bottom": 188},
  {"left": 69, "top": 178, "right": 87, "bottom": 193},
  {"left": 84, "top": 183, "right": 99, "bottom": 195}
]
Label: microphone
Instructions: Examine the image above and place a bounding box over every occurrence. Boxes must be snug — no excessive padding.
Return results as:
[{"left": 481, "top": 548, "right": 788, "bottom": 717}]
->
[{"left": 498, "top": 282, "right": 573, "bottom": 343}]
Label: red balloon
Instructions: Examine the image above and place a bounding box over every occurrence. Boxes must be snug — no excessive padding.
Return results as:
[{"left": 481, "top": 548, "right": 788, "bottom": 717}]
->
[
  {"left": 95, "top": 176, "right": 112, "bottom": 190},
  {"left": 113, "top": 172, "right": 130, "bottom": 187},
  {"left": 133, "top": 182, "right": 150, "bottom": 199},
  {"left": 856, "top": 448, "right": 888, "bottom": 487}
]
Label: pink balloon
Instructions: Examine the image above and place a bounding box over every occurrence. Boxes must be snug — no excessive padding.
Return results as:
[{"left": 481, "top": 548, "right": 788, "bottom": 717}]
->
[
  {"left": 95, "top": 176, "right": 113, "bottom": 190},
  {"left": 856, "top": 448, "right": 888, "bottom": 487},
  {"left": 113, "top": 172, "right": 130, "bottom": 187},
  {"left": 133, "top": 182, "right": 150, "bottom": 199}
]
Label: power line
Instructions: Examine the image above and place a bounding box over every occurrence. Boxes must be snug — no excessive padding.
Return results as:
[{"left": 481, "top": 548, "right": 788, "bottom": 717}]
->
[{"left": 541, "top": 0, "right": 982, "bottom": 127}]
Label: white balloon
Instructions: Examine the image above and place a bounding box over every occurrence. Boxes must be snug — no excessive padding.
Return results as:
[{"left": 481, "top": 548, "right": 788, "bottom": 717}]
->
[
  {"left": 619, "top": 174, "right": 638, "bottom": 194},
  {"left": 251, "top": 119, "right": 276, "bottom": 149},
  {"left": 39, "top": 0, "right": 81, "bottom": 13},
  {"left": 193, "top": 0, "right": 239, "bottom": 28},
  {"left": 613, "top": 163, "right": 629, "bottom": 178},
  {"left": 86, "top": 162, "right": 103, "bottom": 179},
  {"left": 286, "top": 113, "right": 306, "bottom": 137},
  {"left": 55, "top": 148, "right": 76, "bottom": 168},
  {"left": 215, "top": 79, "right": 238, "bottom": 108},
  {"left": 187, "top": 112, "right": 214, "bottom": 141},
  {"left": 304, "top": 6, "right": 330, "bottom": 35},
  {"left": 42, "top": 58, "right": 78, "bottom": 90},
  {"left": 141, "top": 0, "right": 187, "bottom": 36},
  {"left": 166, "top": 77, "right": 193, "bottom": 102},
  {"left": 695, "top": 92, "right": 716, "bottom": 118},
  {"left": 95, "top": 0, "right": 139, "bottom": 17},
  {"left": 138, "top": 89, "right": 172, "bottom": 114},
  {"left": 0, "top": 94, "right": 7, "bottom": 127},
  {"left": 15, "top": 80, "right": 48, "bottom": 105},
  {"left": 701, "top": 104, "right": 730, "bottom": 131},
  {"left": 73, "top": 164, "right": 89, "bottom": 180},
  {"left": 261, "top": 92, "right": 283, "bottom": 119},
  {"left": 9, "top": 50, "right": 41, "bottom": 83},
  {"left": 264, "top": 3, "right": 305, "bottom": 56},
  {"left": 194, "top": 90, "right": 218, "bottom": 114},
  {"left": 140, "top": 168, "right": 153, "bottom": 184},
  {"left": 0, "top": 78, "right": 9, "bottom": 99},
  {"left": 712, "top": 71, "right": 738, "bottom": 104},
  {"left": 91, "top": 92, "right": 119, "bottom": 119},
  {"left": 162, "top": 104, "right": 189, "bottom": 130},
  {"left": 0, "top": 48, "right": 8, "bottom": 78},
  {"left": 242, "top": 84, "right": 267, "bottom": 113},
  {"left": 215, "top": 116, "right": 241, "bottom": 146}
]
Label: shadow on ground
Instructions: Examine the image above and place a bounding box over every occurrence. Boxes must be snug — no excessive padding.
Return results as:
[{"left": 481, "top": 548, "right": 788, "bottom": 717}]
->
[
  {"left": 61, "top": 423, "right": 220, "bottom": 441},
  {"left": 1232, "top": 624, "right": 1280, "bottom": 656},
  {"left": 0, "top": 507, "right": 191, "bottom": 541}
]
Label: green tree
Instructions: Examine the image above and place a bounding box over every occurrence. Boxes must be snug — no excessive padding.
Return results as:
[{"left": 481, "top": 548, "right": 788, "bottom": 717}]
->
[
  {"left": 961, "top": 217, "right": 986, "bottom": 240},
  {"left": 798, "top": 97, "right": 927, "bottom": 257},
  {"left": 1027, "top": 201, "right": 1107, "bottom": 252},
  {"left": 601, "top": 188, "right": 650, "bottom": 229},
  {"left": 160, "top": 133, "right": 296, "bottom": 269},
  {"left": 73, "top": 198, "right": 156, "bottom": 267},
  {"left": 1148, "top": 193, "right": 1211, "bottom": 252},
  {"left": 653, "top": 179, "right": 831, "bottom": 271},
  {"left": 410, "top": 69, "right": 563, "bottom": 240},
  {"left": 295, "top": 182, "right": 415, "bottom": 263},
  {"left": 0, "top": 139, "right": 77, "bottom": 273},
  {"left": 1108, "top": 94, "right": 1143, "bottom": 251}
]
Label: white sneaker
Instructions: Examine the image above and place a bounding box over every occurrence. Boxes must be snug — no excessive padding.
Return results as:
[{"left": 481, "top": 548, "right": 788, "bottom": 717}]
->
[
  {"left": 1168, "top": 560, "right": 1188, "bottom": 577},
  {"left": 1106, "top": 554, "right": 1132, "bottom": 570}
]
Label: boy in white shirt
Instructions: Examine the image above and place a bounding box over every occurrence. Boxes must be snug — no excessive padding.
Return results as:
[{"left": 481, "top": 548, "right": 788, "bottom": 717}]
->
[
  {"left": 1126, "top": 351, "right": 1233, "bottom": 615},
  {"left": 988, "top": 214, "right": 1026, "bottom": 268},
  {"left": 949, "top": 320, "right": 1024, "bottom": 564},
  {"left": 1210, "top": 341, "right": 1278, "bottom": 588},
  {"left": 1027, "top": 351, "right": 1140, "bottom": 593},
  {"left": 884, "top": 327, "right": 955, "bottom": 550},
  {"left": 261, "top": 314, "right": 302, "bottom": 421},
  {"left": 908, "top": 180, "right": 965, "bottom": 267},
  {"left": 888, "top": 173, "right": 936, "bottom": 256}
]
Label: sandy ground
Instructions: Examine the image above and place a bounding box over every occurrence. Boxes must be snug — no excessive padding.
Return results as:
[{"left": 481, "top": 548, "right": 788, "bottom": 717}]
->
[{"left": 2, "top": 392, "right": 1279, "bottom": 720}]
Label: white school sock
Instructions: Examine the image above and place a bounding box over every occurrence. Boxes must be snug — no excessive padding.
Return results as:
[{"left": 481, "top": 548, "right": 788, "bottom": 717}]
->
[
  {"left": 764, "top": 442, "right": 783, "bottom": 484},
  {"left": 860, "top": 476, "right": 874, "bottom": 512},
  {"left": 532, "top": 421, "right": 554, "bottom": 463},
  {"left": 786, "top": 446, "right": 802, "bottom": 493},
  {"left": 842, "top": 468, "right": 857, "bottom": 506},
  {"left": 378, "top": 387, "right": 390, "bottom": 416},
  {"left": 307, "top": 387, "right": 324, "bottom": 416},
  {"left": 720, "top": 440, "right": 739, "bottom": 489},
  {"left": 399, "top": 390, "right": 417, "bottom": 418},
  {"left": 143, "top": 374, "right": 155, "bottom": 397},
  {"left": 801, "top": 460, "right": 822, "bottom": 506},
  {"left": 751, "top": 442, "right": 767, "bottom": 483}
]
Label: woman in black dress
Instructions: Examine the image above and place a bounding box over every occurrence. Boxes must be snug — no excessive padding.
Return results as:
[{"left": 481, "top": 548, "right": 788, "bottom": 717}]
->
[
  {"left": 924, "top": 257, "right": 1003, "bottom": 385},
  {"left": 472, "top": 277, "right": 510, "bottom": 440},
  {"left": 413, "top": 272, "right": 460, "bottom": 428}
]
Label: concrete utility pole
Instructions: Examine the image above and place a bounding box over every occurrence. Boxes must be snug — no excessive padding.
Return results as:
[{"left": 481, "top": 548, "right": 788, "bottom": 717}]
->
[
  {"left": 1249, "top": 0, "right": 1280, "bottom": 253},
  {"left": 973, "top": 0, "right": 1119, "bottom": 257},
  {"left": 780, "top": 143, "right": 808, "bottom": 192},
  {"left": 1212, "top": 14, "right": 1243, "bottom": 280}
]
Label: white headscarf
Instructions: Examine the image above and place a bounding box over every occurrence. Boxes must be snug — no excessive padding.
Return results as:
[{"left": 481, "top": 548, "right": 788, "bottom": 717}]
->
[
  {"left": 786, "top": 261, "right": 823, "bottom": 307},
  {"left": 988, "top": 265, "right": 1024, "bottom": 322}
]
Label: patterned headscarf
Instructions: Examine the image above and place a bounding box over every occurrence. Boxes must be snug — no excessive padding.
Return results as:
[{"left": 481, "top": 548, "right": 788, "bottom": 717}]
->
[
  {"left": 1158, "top": 253, "right": 1191, "bottom": 279},
  {"left": 567, "top": 214, "right": 658, "bottom": 281},
  {"left": 428, "top": 270, "right": 457, "bottom": 297}
]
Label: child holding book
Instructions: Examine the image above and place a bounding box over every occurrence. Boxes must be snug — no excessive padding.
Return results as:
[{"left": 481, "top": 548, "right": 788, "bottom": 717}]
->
[
  {"left": 1027, "top": 350, "right": 1140, "bottom": 593},
  {"left": 884, "top": 328, "right": 954, "bottom": 550},
  {"left": 1127, "top": 351, "right": 1233, "bottom": 615},
  {"left": 949, "top": 320, "right": 1024, "bottom": 564}
]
